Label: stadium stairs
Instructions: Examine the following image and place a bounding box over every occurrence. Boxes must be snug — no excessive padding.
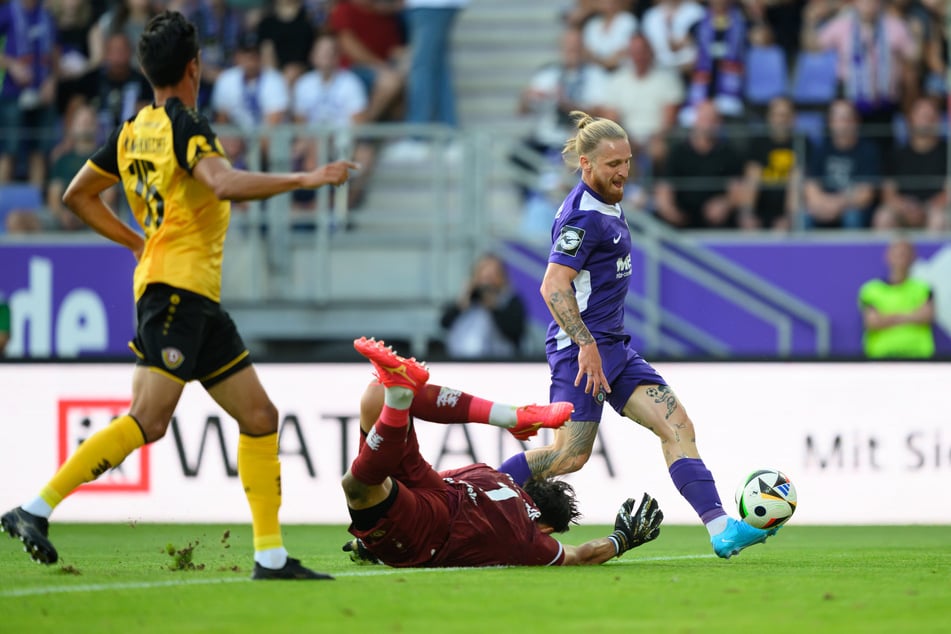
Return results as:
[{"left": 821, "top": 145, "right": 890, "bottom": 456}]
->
[{"left": 225, "top": 2, "right": 565, "bottom": 359}]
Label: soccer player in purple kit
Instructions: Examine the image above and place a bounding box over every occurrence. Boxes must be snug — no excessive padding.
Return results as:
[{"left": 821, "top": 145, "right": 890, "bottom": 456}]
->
[{"left": 498, "top": 111, "right": 780, "bottom": 558}]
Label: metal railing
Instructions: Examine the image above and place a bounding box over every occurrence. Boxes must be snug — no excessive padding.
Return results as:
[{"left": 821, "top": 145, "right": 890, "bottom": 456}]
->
[{"left": 2, "top": 120, "right": 913, "bottom": 358}]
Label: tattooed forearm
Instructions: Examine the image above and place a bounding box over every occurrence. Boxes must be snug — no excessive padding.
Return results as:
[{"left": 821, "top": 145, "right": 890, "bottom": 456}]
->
[
  {"left": 646, "top": 385, "right": 678, "bottom": 420},
  {"left": 547, "top": 289, "right": 595, "bottom": 346}
]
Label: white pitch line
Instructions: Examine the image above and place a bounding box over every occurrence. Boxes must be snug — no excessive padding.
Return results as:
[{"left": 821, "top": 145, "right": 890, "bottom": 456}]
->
[
  {"left": 0, "top": 576, "right": 248, "bottom": 598},
  {"left": 0, "top": 554, "right": 715, "bottom": 598}
]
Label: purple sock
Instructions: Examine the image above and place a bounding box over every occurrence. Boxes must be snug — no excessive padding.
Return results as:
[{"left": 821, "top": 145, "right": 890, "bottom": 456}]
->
[
  {"left": 499, "top": 452, "right": 532, "bottom": 486},
  {"left": 669, "top": 457, "right": 727, "bottom": 523}
]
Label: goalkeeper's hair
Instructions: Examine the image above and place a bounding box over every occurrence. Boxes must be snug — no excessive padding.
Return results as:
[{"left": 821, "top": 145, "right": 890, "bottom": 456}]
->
[{"left": 522, "top": 478, "right": 581, "bottom": 533}]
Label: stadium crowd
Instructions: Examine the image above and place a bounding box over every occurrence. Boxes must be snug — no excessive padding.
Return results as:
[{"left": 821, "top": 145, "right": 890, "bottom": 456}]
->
[
  {"left": 0, "top": 0, "right": 948, "bottom": 232},
  {"left": 519, "top": 0, "right": 949, "bottom": 231}
]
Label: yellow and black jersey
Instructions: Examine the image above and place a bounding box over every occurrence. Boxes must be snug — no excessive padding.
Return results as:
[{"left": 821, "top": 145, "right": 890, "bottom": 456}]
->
[{"left": 88, "top": 97, "right": 230, "bottom": 302}]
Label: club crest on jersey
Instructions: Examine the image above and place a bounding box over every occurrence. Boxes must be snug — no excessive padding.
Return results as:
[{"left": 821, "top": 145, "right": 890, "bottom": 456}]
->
[
  {"left": 554, "top": 225, "right": 585, "bottom": 256},
  {"left": 161, "top": 347, "right": 185, "bottom": 370}
]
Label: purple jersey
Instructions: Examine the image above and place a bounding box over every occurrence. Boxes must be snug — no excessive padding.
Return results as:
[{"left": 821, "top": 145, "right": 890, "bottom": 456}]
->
[{"left": 546, "top": 180, "right": 632, "bottom": 355}]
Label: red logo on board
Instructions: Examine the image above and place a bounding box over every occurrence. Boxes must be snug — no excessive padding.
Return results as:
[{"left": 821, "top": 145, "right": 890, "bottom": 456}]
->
[{"left": 57, "top": 400, "right": 150, "bottom": 494}]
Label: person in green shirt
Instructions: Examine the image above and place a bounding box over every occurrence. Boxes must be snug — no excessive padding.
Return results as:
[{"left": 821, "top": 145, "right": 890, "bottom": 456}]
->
[{"left": 858, "top": 238, "right": 935, "bottom": 358}]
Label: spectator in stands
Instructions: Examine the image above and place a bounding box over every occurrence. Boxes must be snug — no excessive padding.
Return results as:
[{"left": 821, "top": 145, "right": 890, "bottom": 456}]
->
[
  {"left": 807, "top": 0, "right": 917, "bottom": 147},
  {"left": 681, "top": 0, "right": 748, "bottom": 125},
  {"left": 563, "top": 0, "right": 599, "bottom": 30},
  {"left": 873, "top": 97, "right": 948, "bottom": 232},
  {"left": 514, "top": 27, "right": 607, "bottom": 200},
  {"left": 46, "top": 105, "right": 108, "bottom": 231},
  {"left": 803, "top": 99, "right": 882, "bottom": 229},
  {"left": 581, "top": 0, "right": 639, "bottom": 72},
  {"left": 50, "top": 0, "right": 96, "bottom": 82},
  {"left": 747, "top": 0, "right": 805, "bottom": 64},
  {"left": 640, "top": 0, "right": 704, "bottom": 77},
  {"left": 858, "top": 237, "right": 935, "bottom": 359},
  {"left": 328, "top": 0, "right": 407, "bottom": 123},
  {"left": 595, "top": 34, "right": 683, "bottom": 168},
  {"left": 258, "top": 0, "right": 316, "bottom": 89},
  {"left": 440, "top": 253, "right": 526, "bottom": 359},
  {"left": 292, "top": 33, "right": 374, "bottom": 208},
  {"left": 63, "top": 31, "right": 153, "bottom": 131},
  {"left": 0, "top": 0, "right": 58, "bottom": 186},
  {"left": 915, "top": 0, "right": 947, "bottom": 100},
  {"left": 654, "top": 100, "right": 745, "bottom": 229},
  {"left": 211, "top": 31, "right": 290, "bottom": 167},
  {"left": 740, "top": 96, "right": 801, "bottom": 231},
  {"left": 300, "top": 0, "right": 336, "bottom": 27},
  {"left": 87, "top": 0, "right": 158, "bottom": 69},
  {"left": 385, "top": 0, "right": 468, "bottom": 161},
  {"left": 798, "top": 0, "right": 843, "bottom": 53},
  {"left": 0, "top": 292, "right": 9, "bottom": 357},
  {"left": 7, "top": 105, "right": 116, "bottom": 233},
  {"left": 188, "top": 0, "right": 245, "bottom": 114}
]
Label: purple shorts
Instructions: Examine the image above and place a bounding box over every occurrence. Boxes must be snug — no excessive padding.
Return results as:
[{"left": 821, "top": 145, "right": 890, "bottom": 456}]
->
[{"left": 548, "top": 340, "right": 667, "bottom": 423}]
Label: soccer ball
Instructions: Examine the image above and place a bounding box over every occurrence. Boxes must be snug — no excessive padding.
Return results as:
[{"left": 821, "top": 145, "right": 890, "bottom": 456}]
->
[{"left": 735, "top": 469, "right": 797, "bottom": 529}]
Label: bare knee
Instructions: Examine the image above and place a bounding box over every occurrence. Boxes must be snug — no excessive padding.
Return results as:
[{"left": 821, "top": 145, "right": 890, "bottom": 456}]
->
[
  {"left": 359, "top": 382, "right": 384, "bottom": 434},
  {"left": 342, "top": 470, "right": 391, "bottom": 510},
  {"left": 342, "top": 471, "right": 370, "bottom": 506},
  {"left": 128, "top": 414, "right": 172, "bottom": 444},
  {"left": 238, "top": 399, "right": 279, "bottom": 436}
]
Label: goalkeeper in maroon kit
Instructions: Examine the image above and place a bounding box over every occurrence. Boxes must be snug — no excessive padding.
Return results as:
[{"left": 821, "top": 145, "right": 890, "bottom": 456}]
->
[{"left": 342, "top": 337, "right": 664, "bottom": 567}]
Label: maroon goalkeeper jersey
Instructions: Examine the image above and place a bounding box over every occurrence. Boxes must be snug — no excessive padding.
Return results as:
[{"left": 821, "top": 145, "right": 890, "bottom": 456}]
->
[
  {"left": 430, "top": 464, "right": 565, "bottom": 567},
  {"left": 350, "top": 463, "right": 565, "bottom": 567}
]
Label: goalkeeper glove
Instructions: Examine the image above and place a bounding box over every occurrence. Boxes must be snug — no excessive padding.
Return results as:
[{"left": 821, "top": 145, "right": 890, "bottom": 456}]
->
[
  {"left": 342, "top": 538, "right": 382, "bottom": 565},
  {"left": 606, "top": 493, "right": 663, "bottom": 557}
]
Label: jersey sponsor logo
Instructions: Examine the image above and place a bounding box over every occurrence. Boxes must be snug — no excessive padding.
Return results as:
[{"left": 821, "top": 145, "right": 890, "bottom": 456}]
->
[
  {"left": 616, "top": 254, "right": 632, "bottom": 278},
  {"left": 554, "top": 226, "right": 585, "bottom": 256},
  {"left": 162, "top": 347, "right": 185, "bottom": 370},
  {"left": 612, "top": 233, "right": 623, "bottom": 244}
]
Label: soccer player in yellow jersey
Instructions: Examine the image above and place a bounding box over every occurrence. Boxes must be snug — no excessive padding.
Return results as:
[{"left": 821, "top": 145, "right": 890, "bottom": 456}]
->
[{"left": 1, "top": 11, "right": 358, "bottom": 580}]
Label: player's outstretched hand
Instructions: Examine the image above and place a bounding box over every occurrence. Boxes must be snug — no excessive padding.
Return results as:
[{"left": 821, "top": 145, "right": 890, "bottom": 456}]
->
[
  {"left": 303, "top": 160, "right": 362, "bottom": 189},
  {"left": 607, "top": 493, "right": 663, "bottom": 557},
  {"left": 342, "top": 538, "right": 382, "bottom": 565}
]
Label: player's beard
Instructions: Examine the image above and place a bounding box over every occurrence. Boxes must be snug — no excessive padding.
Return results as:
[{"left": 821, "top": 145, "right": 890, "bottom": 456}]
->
[{"left": 593, "top": 173, "right": 624, "bottom": 205}]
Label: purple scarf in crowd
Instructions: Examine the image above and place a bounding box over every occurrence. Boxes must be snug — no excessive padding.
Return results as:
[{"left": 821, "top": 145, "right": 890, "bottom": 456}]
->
[
  {"left": 688, "top": 6, "right": 746, "bottom": 105},
  {"left": 847, "top": 9, "right": 893, "bottom": 111},
  {"left": 0, "top": 0, "right": 56, "bottom": 98}
]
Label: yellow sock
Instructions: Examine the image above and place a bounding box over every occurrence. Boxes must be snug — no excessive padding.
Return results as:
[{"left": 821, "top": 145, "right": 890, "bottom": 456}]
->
[
  {"left": 40, "top": 414, "right": 146, "bottom": 508},
  {"left": 238, "top": 433, "right": 283, "bottom": 552}
]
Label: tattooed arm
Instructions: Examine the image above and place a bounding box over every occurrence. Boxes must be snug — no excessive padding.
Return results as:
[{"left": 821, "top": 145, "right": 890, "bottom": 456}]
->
[{"left": 540, "top": 263, "right": 611, "bottom": 398}]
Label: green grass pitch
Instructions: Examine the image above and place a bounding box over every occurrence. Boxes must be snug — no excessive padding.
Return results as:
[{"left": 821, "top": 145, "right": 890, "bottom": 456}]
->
[{"left": 2, "top": 523, "right": 949, "bottom": 633}]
